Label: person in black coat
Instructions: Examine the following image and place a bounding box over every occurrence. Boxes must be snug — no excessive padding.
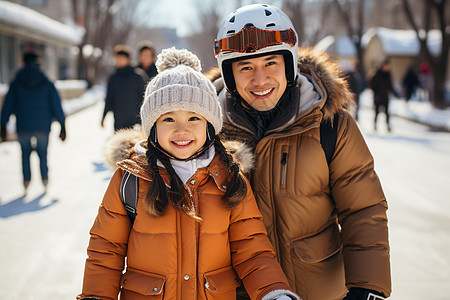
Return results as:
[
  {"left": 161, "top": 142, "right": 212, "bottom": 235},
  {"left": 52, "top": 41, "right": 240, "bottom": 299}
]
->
[
  {"left": 402, "top": 66, "right": 420, "bottom": 102},
  {"left": 136, "top": 40, "right": 158, "bottom": 81},
  {"left": 370, "top": 60, "right": 399, "bottom": 132},
  {"left": 0, "top": 51, "right": 66, "bottom": 191},
  {"left": 101, "top": 45, "right": 146, "bottom": 131}
]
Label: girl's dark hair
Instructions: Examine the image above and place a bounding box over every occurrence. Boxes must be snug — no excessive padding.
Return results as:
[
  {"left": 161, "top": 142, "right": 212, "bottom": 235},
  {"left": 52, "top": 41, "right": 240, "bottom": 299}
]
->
[
  {"left": 213, "top": 138, "right": 247, "bottom": 208},
  {"left": 143, "top": 135, "right": 247, "bottom": 217},
  {"left": 144, "top": 135, "right": 188, "bottom": 217}
]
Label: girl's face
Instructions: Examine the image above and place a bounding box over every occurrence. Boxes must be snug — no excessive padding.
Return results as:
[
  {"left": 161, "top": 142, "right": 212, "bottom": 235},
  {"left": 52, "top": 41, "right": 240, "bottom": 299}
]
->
[{"left": 155, "top": 110, "right": 207, "bottom": 160}]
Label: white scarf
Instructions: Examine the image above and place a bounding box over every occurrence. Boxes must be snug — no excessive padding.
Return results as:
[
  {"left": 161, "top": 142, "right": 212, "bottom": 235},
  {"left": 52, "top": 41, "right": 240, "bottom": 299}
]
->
[{"left": 135, "top": 140, "right": 215, "bottom": 184}]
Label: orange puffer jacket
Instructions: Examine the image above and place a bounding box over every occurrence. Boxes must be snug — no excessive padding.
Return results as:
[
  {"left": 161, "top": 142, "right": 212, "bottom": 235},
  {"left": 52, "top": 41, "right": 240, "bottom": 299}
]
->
[{"left": 78, "top": 137, "right": 297, "bottom": 300}]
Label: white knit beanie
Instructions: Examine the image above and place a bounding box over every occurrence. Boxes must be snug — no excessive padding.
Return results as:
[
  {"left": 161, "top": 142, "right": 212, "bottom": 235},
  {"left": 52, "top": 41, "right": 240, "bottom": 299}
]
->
[{"left": 140, "top": 47, "right": 222, "bottom": 137}]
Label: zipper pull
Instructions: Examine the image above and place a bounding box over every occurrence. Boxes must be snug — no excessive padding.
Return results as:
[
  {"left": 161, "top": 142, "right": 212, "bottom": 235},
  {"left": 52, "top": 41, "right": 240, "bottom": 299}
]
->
[{"left": 281, "top": 152, "right": 287, "bottom": 165}]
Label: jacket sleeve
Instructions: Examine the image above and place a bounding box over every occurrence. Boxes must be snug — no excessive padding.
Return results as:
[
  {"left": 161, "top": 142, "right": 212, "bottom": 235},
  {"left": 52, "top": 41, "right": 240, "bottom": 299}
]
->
[
  {"left": 48, "top": 82, "right": 65, "bottom": 126},
  {"left": 229, "top": 179, "right": 298, "bottom": 300},
  {"left": 330, "top": 112, "right": 391, "bottom": 297},
  {"left": 79, "top": 169, "right": 132, "bottom": 300},
  {"left": 103, "top": 76, "right": 114, "bottom": 118},
  {"left": 1, "top": 83, "right": 16, "bottom": 126}
]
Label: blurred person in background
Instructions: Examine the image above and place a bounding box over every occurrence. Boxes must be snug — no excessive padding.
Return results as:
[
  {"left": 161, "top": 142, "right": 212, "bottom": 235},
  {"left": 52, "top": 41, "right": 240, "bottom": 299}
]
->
[
  {"left": 136, "top": 40, "right": 158, "bottom": 81},
  {"left": 0, "top": 51, "right": 66, "bottom": 192},
  {"left": 209, "top": 4, "right": 391, "bottom": 300},
  {"left": 101, "top": 44, "right": 146, "bottom": 131},
  {"left": 402, "top": 65, "right": 420, "bottom": 102},
  {"left": 370, "top": 60, "right": 399, "bottom": 132}
]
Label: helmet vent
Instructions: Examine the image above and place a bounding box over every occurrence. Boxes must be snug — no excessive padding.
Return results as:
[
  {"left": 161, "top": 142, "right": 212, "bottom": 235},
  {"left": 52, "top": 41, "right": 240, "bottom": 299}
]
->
[
  {"left": 229, "top": 16, "right": 235, "bottom": 23},
  {"left": 266, "top": 23, "right": 276, "bottom": 28},
  {"left": 265, "top": 9, "right": 272, "bottom": 16},
  {"left": 227, "top": 30, "right": 235, "bottom": 35},
  {"left": 243, "top": 23, "right": 254, "bottom": 29}
]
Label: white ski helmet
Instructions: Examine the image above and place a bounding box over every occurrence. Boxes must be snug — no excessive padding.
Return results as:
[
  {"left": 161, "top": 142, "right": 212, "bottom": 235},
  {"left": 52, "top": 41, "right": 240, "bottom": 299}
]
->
[{"left": 214, "top": 4, "right": 298, "bottom": 92}]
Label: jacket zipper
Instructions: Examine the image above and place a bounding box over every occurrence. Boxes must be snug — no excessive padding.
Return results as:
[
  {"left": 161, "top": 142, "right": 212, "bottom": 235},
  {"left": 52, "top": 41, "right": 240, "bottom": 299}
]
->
[
  {"left": 281, "top": 152, "right": 288, "bottom": 187},
  {"left": 184, "top": 184, "right": 197, "bottom": 300}
]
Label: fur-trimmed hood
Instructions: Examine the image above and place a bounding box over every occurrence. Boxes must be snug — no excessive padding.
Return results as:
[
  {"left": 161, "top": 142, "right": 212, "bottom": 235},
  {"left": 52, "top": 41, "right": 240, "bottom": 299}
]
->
[
  {"left": 205, "top": 47, "right": 354, "bottom": 122},
  {"left": 103, "top": 128, "right": 254, "bottom": 175}
]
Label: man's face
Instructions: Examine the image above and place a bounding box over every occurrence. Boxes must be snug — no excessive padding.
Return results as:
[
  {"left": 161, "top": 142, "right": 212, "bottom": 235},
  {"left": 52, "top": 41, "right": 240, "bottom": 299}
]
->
[
  {"left": 139, "top": 48, "right": 154, "bottom": 68},
  {"left": 231, "top": 54, "right": 287, "bottom": 111},
  {"left": 115, "top": 55, "right": 130, "bottom": 68}
]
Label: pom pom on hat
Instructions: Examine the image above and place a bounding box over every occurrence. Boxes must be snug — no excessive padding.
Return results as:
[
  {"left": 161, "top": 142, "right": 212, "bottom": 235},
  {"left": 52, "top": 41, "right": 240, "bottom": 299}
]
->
[
  {"left": 140, "top": 47, "right": 222, "bottom": 137},
  {"left": 156, "top": 47, "right": 202, "bottom": 73}
]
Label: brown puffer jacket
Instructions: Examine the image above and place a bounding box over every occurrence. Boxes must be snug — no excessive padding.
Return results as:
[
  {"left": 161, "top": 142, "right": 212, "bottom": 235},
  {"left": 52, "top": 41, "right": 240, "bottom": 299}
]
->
[
  {"left": 78, "top": 130, "right": 299, "bottom": 300},
  {"left": 206, "top": 48, "right": 391, "bottom": 300}
]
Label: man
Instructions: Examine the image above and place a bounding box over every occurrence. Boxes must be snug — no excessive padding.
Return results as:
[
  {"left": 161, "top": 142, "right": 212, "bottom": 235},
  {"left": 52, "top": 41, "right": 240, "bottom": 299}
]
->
[
  {"left": 370, "top": 60, "right": 398, "bottom": 132},
  {"left": 210, "top": 4, "right": 391, "bottom": 300},
  {"left": 101, "top": 45, "right": 146, "bottom": 131},
  {"left": 1, "top": 51, "right": 66, "bottom": 191},
  {"left": 136, "top": 40, "right": 158, "bottom": 80}
]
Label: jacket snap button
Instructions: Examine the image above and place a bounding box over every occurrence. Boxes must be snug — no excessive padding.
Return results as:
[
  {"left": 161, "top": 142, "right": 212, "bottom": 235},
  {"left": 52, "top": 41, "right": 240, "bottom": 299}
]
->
[
  {"left": 214, "top": 172, "right": 218, "bottom": 177},
  {"left": 222, "top": 185, "right": 227, "bottom": 190},
  {"left": 123, "top": 279, "right": 127, "bottom": 284},
  {"left": 184, "top": 274, "right": 190, "bottom": 280},
  {"left": 153, "top": 287, "right": 158, "bottom": 292},
  {"left": 190, "top": 180, "right": 196, "bottom": 185}
]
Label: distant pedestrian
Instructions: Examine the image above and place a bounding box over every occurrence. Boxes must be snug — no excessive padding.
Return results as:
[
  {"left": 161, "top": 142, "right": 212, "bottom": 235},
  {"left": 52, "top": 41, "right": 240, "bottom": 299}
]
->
[
  {"left": 0, "top": 51, "right": 66, "bottom": 192},
  {"left": 370, "top": 60, "right": 399, "bottom": 132},
  {"left": 101, "top": 45, "right": 146, "bottom": 131},
  {"left": 136, "top": 40, "right": 158, "bottom": 81},
  {"left": 78, "top": 48, "right": 299, "bottom": 300},
  {"left": 402, "top": 65, "right": 420, "bottom": 102},
  {"left": 418, "top": 62, "right": 433, "bottom": 102}
]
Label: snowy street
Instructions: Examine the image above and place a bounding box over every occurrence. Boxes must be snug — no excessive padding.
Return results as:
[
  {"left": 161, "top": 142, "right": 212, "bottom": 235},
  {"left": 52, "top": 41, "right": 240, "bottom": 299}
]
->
[{"left": 1, "top": 93, "right": 450, "bottom": 299}]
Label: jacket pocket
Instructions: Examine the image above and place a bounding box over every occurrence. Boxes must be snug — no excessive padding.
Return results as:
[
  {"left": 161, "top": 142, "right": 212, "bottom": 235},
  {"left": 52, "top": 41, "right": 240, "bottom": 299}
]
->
[
  {"left": 204, "top": 265, "right": 241, "bottom": 299},
  {"left": 292, "top": 222, "right": 342, "bottom": 263},
  {"left": 120, "top": 268, "right": 165, "bottom": 298}
]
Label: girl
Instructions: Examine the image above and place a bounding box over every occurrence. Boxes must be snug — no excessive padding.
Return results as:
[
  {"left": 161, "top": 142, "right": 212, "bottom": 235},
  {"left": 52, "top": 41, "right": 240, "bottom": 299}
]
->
[{"left": 77, "top": 48, "right": 299, "bottom": 300}]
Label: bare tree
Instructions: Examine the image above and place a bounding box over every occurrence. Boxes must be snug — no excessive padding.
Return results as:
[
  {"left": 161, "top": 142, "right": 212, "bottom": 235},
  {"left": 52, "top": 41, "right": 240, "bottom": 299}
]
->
[
  {"left": 403, "top": 0, "right": 450, "bottom": 108},
  {"left": 333, "top": 0, "right": 366, "bottom": 75},
  {"left": 70, "top": 0, "right": 145, "bottom": 84}
]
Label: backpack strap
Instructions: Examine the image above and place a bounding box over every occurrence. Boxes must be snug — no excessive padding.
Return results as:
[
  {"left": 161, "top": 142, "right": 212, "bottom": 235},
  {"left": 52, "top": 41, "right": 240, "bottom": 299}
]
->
[
  {"left": 320, "top": 114, "right": 339, "bottom": 165},
  {"left": 120, "top": 171, "right": 139, "bottom": 224}
]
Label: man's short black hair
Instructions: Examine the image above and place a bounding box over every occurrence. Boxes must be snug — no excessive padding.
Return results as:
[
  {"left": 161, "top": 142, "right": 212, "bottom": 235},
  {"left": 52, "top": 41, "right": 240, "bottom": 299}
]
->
[{"left": 23, "top": 51, "right": 39, "bottom": 65}]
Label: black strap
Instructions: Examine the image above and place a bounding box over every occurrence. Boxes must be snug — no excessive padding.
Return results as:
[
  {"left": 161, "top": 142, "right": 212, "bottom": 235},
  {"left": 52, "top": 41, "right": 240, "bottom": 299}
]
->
[
  {"left": 120, "top": 171, "right": 139, "bottom": 224},
  {"left": 320, "top": 114, "right": 339, "bottom": 165}
]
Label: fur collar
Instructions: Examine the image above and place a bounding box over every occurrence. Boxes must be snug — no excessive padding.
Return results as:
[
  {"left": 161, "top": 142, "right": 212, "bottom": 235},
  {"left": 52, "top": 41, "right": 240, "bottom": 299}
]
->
[
  {"left": 103, "top": 128, "right": 254, "bottom": 175},
  {"left": 204, "top": 47, "right": 354, "bottom": 122}
]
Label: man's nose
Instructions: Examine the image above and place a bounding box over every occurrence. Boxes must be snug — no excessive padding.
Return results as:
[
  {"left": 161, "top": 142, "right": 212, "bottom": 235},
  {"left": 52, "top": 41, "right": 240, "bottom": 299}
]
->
[{"left": 252, "top": 68, "right": 269, "bottom": 86}]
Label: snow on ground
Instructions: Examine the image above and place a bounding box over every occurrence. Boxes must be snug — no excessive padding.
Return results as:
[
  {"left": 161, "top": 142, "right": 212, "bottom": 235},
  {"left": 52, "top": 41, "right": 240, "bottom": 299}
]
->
[{"left": 360, "top": 89, "right": 450, "bottom": 132}]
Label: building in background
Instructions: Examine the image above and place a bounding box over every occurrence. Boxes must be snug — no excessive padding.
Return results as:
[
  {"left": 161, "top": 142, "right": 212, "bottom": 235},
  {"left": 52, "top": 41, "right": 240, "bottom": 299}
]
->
[{"left": 0, "top": 1, "right": 81, "bottom": 84}]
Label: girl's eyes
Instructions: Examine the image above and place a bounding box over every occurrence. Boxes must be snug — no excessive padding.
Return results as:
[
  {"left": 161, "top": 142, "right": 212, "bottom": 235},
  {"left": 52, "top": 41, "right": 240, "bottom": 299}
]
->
[{"left": 162, "top": 116, "right": 201, "bottom": 122}]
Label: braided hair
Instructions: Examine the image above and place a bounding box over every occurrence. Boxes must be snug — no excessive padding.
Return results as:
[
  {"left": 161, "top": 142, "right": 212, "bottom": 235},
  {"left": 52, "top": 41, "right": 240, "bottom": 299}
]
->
[{"left": 143, "top": 135, "right": 247, "bottom": 217}]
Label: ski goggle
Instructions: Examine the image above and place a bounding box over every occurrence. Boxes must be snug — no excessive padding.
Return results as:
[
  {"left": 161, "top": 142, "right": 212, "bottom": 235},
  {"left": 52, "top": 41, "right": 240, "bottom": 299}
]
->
[{"left": 214, "top": 27, "right": 296, "bottom": 56}]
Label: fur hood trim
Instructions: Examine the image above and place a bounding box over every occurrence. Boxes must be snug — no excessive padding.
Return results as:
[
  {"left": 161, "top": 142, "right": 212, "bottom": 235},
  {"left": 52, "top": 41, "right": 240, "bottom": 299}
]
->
[
  {"left": 297, "top": 47, "right": 354, "bottom": 120},
  {"left": 103, "top": 128, "right": 147, "bottom": 169},
  {"left": 103, "top": 128, "right": 255, "bottom": 174},
  {"left": 205, "top": 47, "right": 354, "bottom": 121}
]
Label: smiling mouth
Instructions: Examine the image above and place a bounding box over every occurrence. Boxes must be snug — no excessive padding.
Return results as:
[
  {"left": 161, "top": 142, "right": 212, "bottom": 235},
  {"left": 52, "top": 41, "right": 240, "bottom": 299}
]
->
[
  {"left": 251, "top": 88, "right": 273, "bottom": 96},
  {"left": 172, "top": 140, "right": 192, "bottom": 146}
]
